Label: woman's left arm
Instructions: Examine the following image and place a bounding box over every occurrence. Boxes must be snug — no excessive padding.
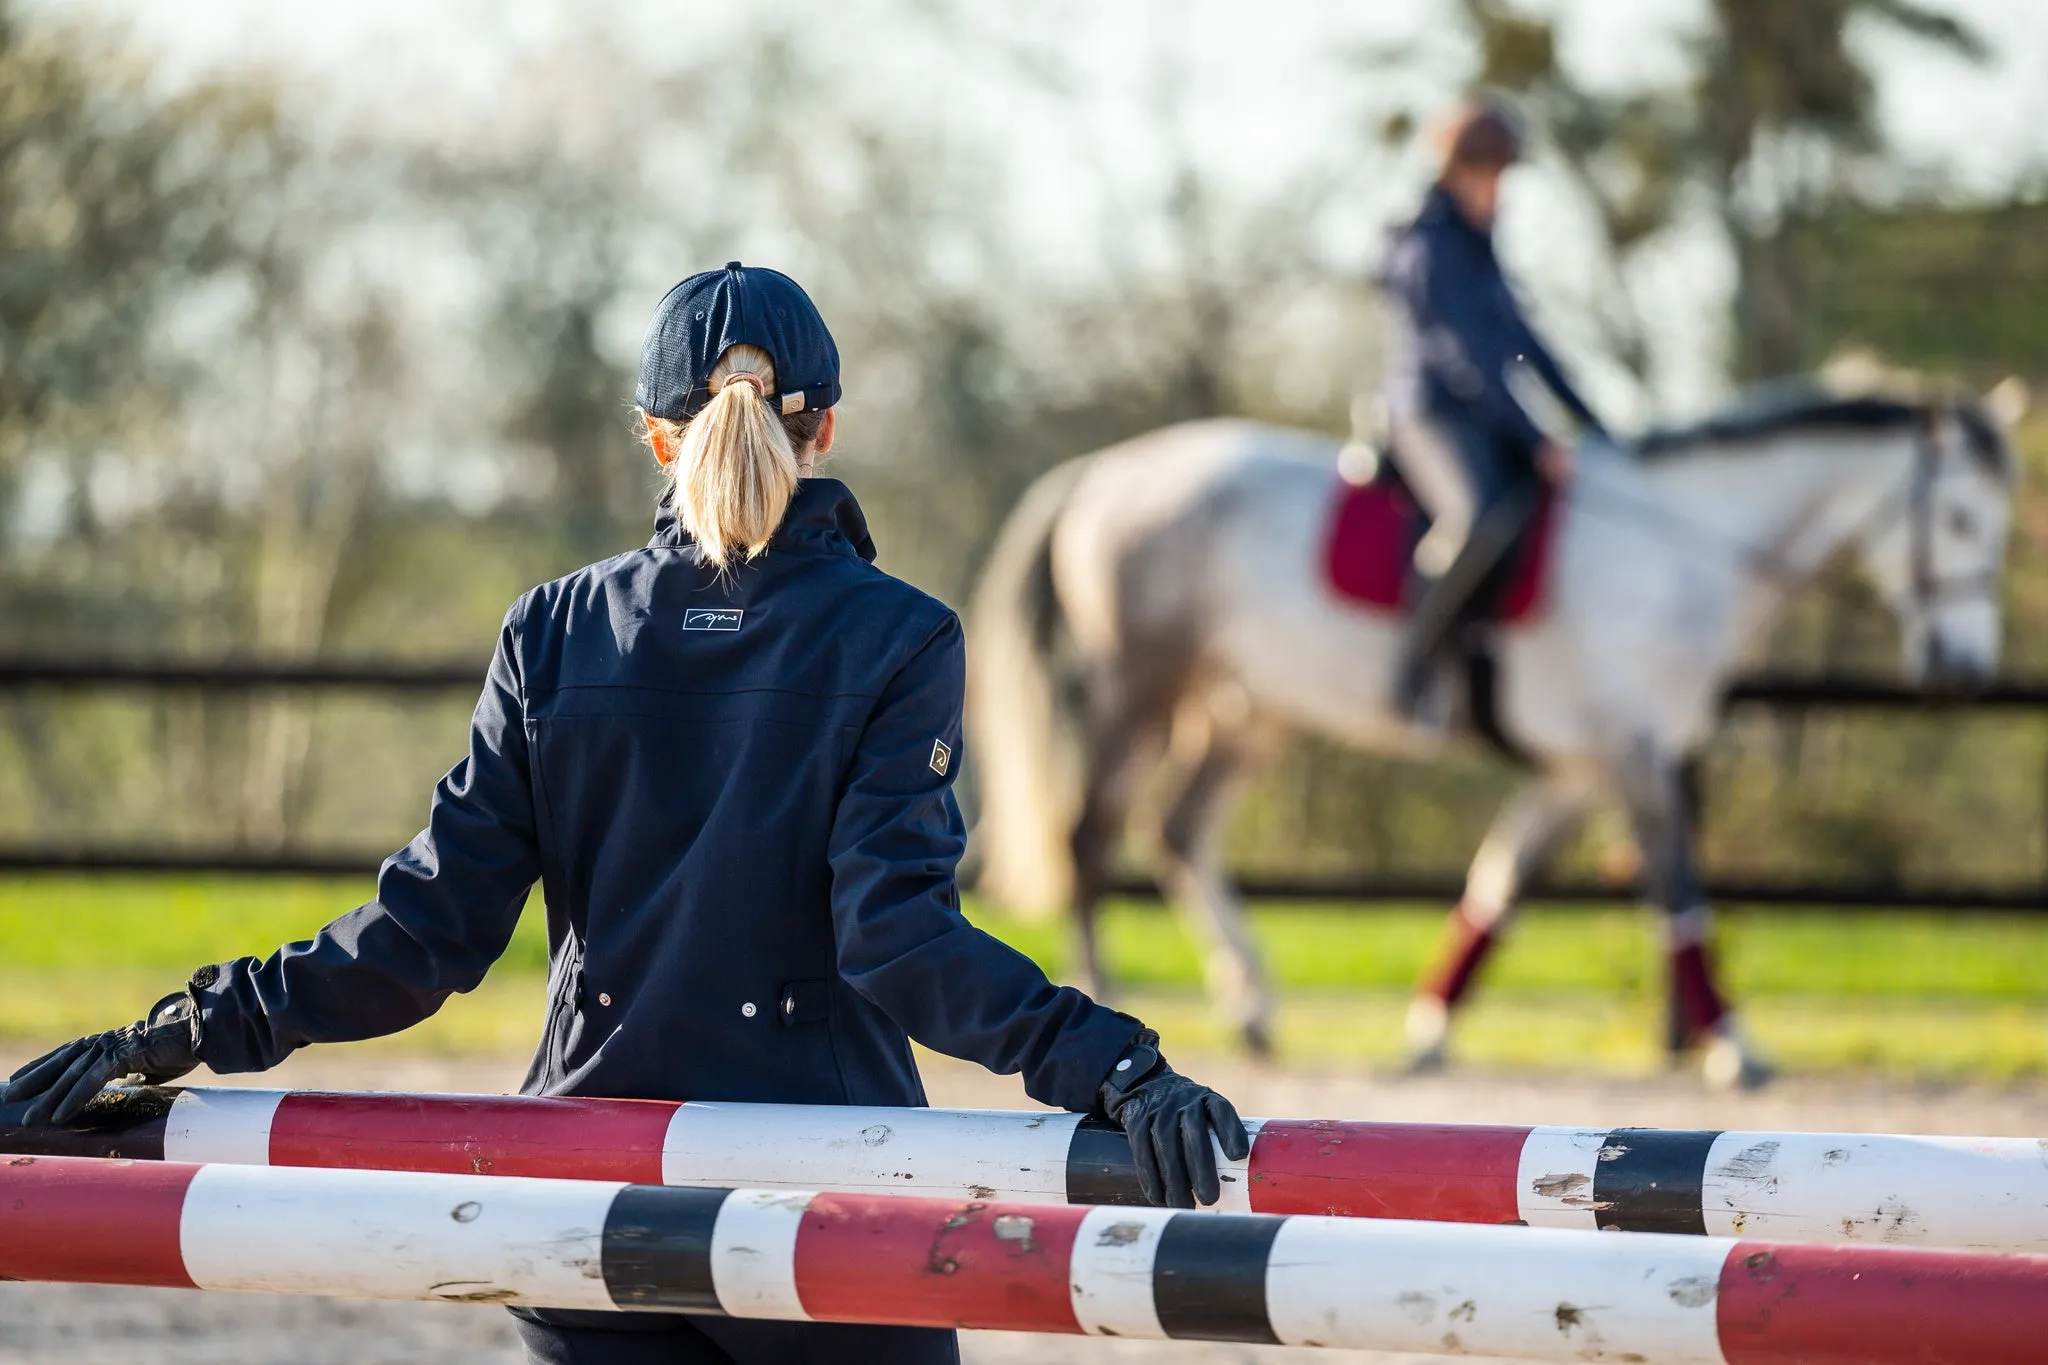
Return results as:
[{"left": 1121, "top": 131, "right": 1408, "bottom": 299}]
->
[
  {"left": 193, "top": 608, "right": 544, "bottom": 1072},
  {"left": 826, "top": 612, "right": 1138, "bottom": 1114},
  {"left": 6, "top": 606, "right": 544, "bottom": 1121}
]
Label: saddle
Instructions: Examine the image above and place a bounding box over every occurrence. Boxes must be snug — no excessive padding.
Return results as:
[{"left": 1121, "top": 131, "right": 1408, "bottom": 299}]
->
[
  {"left": 1320, "top": 457, "right": 1559, "bottom": 759},
  {"left": 1320, "top": 460, "right": 1557, "bottom": 623}
]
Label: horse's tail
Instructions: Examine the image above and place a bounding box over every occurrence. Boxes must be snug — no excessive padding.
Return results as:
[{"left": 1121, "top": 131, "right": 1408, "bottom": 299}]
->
[{"left": 965, "top": 457, "right": 1092, "bottom": 919}]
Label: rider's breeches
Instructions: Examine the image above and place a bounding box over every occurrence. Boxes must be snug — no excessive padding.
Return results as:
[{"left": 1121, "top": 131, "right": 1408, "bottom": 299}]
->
[{"left": 1387, "top": 413, "right": 1528, "bottom": 575}]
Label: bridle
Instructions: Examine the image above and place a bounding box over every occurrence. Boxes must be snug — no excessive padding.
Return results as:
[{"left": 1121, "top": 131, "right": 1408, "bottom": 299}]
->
[{"left": 1899, "top": 405, "right": 2003, "bottom": 613}]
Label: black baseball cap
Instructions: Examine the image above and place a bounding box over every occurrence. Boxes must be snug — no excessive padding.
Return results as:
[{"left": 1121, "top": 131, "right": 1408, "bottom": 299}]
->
[{"left": 635, "top": 262, "right": 841, "bottom": 421}]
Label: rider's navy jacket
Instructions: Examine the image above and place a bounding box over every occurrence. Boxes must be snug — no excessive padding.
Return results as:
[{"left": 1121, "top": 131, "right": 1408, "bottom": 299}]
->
[
  {"left": 1378, "top": 184, "right": 1600, "bottom": 458},
  {"left": 189, "top": 479, "right": 1138, "bottom": 1114}
]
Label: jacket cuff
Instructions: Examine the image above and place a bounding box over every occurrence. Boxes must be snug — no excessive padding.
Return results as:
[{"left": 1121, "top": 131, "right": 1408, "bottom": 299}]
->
[
  {"left": 1046, "top": 1007, "right": 1146, "bottom": 1114},
  {"left": 185, "top": 960, "right": 261, "bottom": 1074}
]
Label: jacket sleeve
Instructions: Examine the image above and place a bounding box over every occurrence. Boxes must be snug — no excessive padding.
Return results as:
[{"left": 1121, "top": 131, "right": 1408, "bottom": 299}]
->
[
  {"left": 1385, "top": 229, "right": 1548, "bottom": 451},
  {"left": 1520, "top": 330, "right": 1603, "bottom": 436},
  {"left": 826, "top": 612, "right": 1139, "bottom": 1113},
  {"left": 190, "top": 606, "right": 544, "bottom": 1073}
]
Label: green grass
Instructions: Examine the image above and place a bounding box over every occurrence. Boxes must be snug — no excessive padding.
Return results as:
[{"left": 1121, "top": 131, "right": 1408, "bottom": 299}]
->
[{"left": 1, "top": 875, "right": 2044, "bottom": 1078}]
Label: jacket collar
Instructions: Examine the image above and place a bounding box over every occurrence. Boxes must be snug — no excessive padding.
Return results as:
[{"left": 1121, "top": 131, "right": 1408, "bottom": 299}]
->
[
  {"left": 1418, "top": 182, "right": 1494, "bottom": 246},
  {"left": 650, "top": 477, "right": 878, "bottom": 563}
]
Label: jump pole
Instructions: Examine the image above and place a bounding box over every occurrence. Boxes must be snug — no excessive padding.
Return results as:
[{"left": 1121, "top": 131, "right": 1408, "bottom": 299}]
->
[
  {"left": 4, "top": 1153, "right": 2045, "bottom": 1364},
  {"left": 6, "top": 1084, "right": 2045, "bottom": 1251}
]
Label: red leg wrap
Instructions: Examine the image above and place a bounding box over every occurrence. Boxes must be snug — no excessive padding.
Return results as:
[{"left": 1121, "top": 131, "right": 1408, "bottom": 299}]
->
[
  {"left": 1670, "top": 938, "right": 1729, "bottom": 1049},
  {"left": 1421, "top": 903, "right": 1501, "bottom": 1009}
]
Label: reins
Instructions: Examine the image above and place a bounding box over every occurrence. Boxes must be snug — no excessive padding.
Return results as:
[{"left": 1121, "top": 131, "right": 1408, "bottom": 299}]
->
[{"left": 1562, "top": 405, "right": 1998, "bottom": 616}]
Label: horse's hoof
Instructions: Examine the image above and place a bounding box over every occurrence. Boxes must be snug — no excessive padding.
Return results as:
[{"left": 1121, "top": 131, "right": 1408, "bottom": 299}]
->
[
  {"left": 1400, "top": 1042, "right": 1448, "bottom": 1076},
  {"left": 1701, "top": 1036, "right": 1775, "bottom": 1091},
  {"left": 1240, "top": 1021, "right": 1276, "bottom": 1059}
]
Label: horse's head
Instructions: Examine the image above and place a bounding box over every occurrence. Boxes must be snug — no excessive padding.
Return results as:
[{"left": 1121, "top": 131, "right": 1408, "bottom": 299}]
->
[{"left": 1851, "top": 382, "right": 2026, "bottom": 688}]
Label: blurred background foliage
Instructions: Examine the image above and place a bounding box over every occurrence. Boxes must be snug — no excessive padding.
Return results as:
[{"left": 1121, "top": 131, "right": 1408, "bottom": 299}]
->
[{"left": 1, "top": 0, "right": 2045, "bottom": 901}]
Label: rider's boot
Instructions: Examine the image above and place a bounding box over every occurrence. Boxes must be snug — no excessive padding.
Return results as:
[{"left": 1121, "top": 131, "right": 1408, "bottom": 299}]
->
[{"left": 1392, "top": 491, "right": 1535, "bottom": 722}]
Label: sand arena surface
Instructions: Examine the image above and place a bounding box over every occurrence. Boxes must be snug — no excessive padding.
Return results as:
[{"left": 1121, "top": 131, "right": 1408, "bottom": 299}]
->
[{"left": 0, "top": 1046, "right": 2041, "bottom": 1365}]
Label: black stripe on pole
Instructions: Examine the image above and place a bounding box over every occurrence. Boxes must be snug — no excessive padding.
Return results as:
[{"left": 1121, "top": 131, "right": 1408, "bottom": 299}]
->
[
  {"left": 1592, "top": 1129, "right": 1721, "bottom": 1235},
  {"left": 601, "top": 1185, "right": 730, "bottom": 1312},
  {"left": 1151, "top": 1212, "right": 1284, "bottom": 1344},
  {"left": 1063, "top": 1116, "right": 1147, "bottom": 1206},
  {"left": 0, "top": 1084, "right": 176, "bottom": 1160}
]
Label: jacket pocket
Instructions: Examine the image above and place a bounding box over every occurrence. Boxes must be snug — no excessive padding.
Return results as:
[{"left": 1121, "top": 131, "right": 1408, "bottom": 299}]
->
[{"left": 777, "top": 978, "right": 829, "bottom": 1027}]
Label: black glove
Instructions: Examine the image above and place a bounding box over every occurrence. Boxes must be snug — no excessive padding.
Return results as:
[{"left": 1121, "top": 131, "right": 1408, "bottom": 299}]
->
[
  {"left": 1097, "top": 1028, "right": 1251, "bottom": 1209},
  {"left": 5, "top": 991, "right": 203, "bottom": 1126}
]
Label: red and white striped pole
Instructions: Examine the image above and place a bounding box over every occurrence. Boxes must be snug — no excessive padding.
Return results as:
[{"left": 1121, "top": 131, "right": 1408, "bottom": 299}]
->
[
  {"left": 10, "top": 1085, "right": 2044, "bottom": 1250},
  {"left": 2, "top": 1152, "right": 2044, "bottom": 1363}
]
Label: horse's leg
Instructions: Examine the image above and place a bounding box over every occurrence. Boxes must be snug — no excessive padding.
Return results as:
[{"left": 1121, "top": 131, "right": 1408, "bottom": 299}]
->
[
  {"left": 1068, "top": 692, "right": 1167, "bottom": 1002},
  {"left": 1406, "top": 773, "right": 1592, "bottom": 1071},
  {"left": 1613, "top": 742, "right": 1771, "bottom": 1089},
  {"left": 1156, "top": 706, "right": 1274, "bottom": 1056}
]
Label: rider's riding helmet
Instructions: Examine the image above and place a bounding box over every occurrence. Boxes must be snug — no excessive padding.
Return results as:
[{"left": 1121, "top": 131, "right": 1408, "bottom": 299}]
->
[{"left": 1433, "top": 95, "right": 1526, "bottom": 176}]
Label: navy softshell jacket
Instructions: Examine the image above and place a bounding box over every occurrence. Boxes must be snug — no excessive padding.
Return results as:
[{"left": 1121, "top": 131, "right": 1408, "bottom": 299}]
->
[
  {"left": 1378, "top": 184, "right": 1600, "bottom": 459},
  {"left": 191, "top": 480, "right": 1137, "bottom": 1114}
]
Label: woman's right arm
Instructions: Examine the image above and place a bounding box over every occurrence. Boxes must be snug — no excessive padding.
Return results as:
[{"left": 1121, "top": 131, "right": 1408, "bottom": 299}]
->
[{"left": 825, "top": 612, "right": 1139, "bottom": 1113}]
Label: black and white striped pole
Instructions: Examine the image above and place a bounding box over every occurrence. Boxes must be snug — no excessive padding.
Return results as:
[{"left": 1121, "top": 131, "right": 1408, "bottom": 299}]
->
[{"left": 3, "top": 1152, "right": 2044, "bottom": 1363}]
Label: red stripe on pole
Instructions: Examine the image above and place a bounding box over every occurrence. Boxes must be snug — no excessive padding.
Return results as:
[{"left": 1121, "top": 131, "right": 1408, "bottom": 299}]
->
[
  {"left": 0, "top": 1155, "right": 197, "bottom": 1288},
  {"left": 268, "top": 1093, "right": 671, "bottom": 1183},
  {"left": 1717, "top": 1241, "right": 2048, "bottom": 1365},
  {"left": 793, "top": 1193, "right": 1087, "bottom": 1334},
  {"left": 1247, "top": 1120, "right": 1530, "bottom": 1224}
]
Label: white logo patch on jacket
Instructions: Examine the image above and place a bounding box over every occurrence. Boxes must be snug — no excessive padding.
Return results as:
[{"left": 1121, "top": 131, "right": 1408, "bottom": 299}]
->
[
  {"left": 929, "top": 739, "right": 952, "bottom": 776},
  {"left": 682, "top": 608, "right": 744, "bottom": 632}
]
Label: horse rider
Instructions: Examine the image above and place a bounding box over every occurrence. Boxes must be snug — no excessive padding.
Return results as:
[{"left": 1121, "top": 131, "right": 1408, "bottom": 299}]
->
[
  {"left": 6, "top": 264, "right": 1250, "bottom": 1365},
  {"left": 1378, "top": 96, "right": 1604, "bottom": 717}
]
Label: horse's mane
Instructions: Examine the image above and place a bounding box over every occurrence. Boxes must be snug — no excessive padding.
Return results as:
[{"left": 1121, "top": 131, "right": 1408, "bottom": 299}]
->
[{"left": 1631, "top": 381, "right": 2008, "bottom": 473}]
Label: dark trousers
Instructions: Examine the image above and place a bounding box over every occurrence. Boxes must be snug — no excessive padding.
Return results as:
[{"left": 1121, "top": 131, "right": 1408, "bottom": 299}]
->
[{"left": 511, "top": 1311, "right": 961, "bottom": 1365}]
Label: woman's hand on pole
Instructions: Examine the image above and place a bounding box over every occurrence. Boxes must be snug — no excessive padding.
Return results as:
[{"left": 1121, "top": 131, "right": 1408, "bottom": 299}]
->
[
  {"left": 4, "top": 991, "right": 202, "bottom": 1125},
  {"left": 1097, "top": 1028, "right": 1252, "bottom": 1208}
]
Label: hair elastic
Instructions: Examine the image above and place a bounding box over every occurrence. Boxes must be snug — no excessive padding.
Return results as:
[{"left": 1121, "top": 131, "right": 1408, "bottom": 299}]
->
[{"left": 719, "top": 373, "right": 769, "bottom": 397}]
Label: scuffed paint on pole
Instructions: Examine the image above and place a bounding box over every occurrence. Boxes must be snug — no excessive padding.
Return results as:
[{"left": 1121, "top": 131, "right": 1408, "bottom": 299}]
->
[
  {"left": 4, "top": 1085, "right": 2045, "bottom": 1250},
  {"left": 3, "top": 1153, "right": 2047, "bottom": 1363}
]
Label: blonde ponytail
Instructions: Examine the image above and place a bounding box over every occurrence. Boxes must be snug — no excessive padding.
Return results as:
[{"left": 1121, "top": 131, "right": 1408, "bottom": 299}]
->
[{"left": 648, "top": 344, "right": 802, "bottom": 569}]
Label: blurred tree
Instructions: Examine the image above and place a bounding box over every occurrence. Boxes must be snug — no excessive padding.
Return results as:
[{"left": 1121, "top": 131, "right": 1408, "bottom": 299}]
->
[{"left": 1456, "top": 0, "right": 1988, "bottom": 382}]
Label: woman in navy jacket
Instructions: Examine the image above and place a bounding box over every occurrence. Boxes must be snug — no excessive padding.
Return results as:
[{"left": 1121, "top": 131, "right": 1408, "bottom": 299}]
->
[{"left": 9, "top": 263, "right": 1248, "bottom": 1365}]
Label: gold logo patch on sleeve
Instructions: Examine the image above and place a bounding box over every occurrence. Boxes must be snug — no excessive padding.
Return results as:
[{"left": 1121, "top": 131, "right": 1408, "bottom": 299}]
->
[{"left": 929, "top": 739, "right": 952, "bottom": 776}]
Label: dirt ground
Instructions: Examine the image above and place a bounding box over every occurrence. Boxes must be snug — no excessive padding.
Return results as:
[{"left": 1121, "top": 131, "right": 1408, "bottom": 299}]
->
[{"left": 1, "top": 1044, "right": 2041, "bottom": 1365}]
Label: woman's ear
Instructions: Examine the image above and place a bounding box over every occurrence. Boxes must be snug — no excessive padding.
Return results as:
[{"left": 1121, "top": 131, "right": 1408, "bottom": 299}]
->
[
  {"left": 815, "top": 407, "right": 837, "bottom": 455},
  {"left": 644, "top": 417, "right": 680, "bottom": 468}
]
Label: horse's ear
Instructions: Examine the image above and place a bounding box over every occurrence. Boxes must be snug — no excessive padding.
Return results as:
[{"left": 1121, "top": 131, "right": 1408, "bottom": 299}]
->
[{"left": 1985, "top": 376, "right": 2031, "bottom": 430}]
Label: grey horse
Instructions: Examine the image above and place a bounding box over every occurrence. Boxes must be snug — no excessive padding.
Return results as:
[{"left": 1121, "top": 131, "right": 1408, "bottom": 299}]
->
[{"left": 967, "top": 384, "right": 2023, "bottom": 1086}]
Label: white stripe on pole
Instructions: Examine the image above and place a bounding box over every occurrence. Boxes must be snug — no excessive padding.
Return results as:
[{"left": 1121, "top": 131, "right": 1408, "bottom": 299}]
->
[
  {"left": 177, "top": 1164, "right": 622, "bottom": 1308},
  {"left": 708, "top": 1189, "right": 814, "bottom": 1321},
  {"left": 162, "top": 1088, "right": 283, "bottom": 1167},
  {"left": 1261, "top": 1217, "right": 1731, "bottom": 1361},
  {"left": 1699, "top": 1131, "right": 2048, "bottom": 1250},
  {"left": 662, "top": 1103, "right": 1082, "bottom": 1201},
  {"left": 1208, "top": 1118, "right": 1266, "bottom": 1213},
  {"left": 1068, "top": 1204, "right": 1173, "bottom": 1338},
  {"left": 1514, "top": 1126, "right": 1606, "bottom": 1229}
]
